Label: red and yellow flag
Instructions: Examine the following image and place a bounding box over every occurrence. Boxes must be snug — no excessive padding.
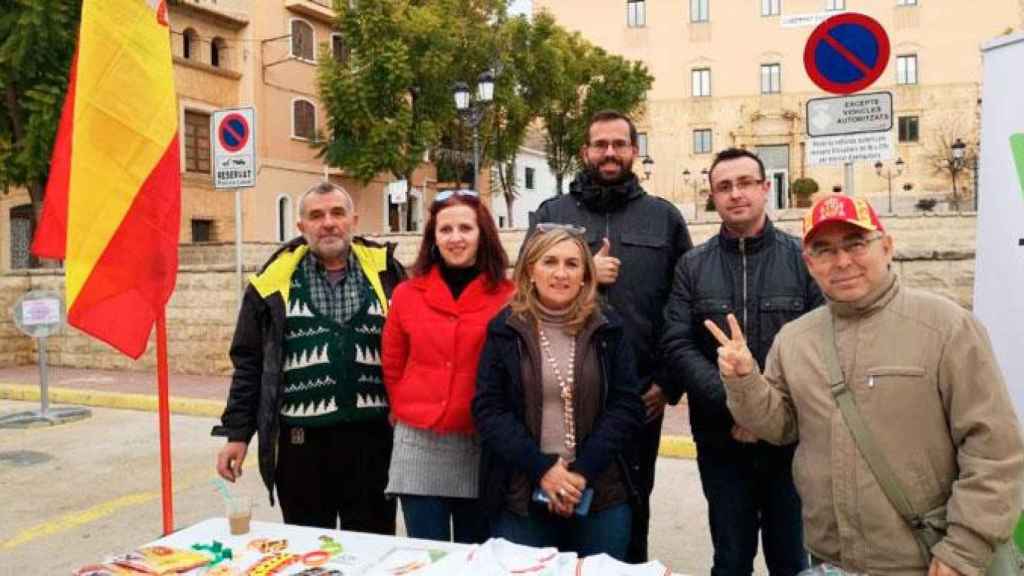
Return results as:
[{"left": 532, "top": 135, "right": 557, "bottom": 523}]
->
[{"left": 33, "top": 0, "right": 180, "bottom": 359}]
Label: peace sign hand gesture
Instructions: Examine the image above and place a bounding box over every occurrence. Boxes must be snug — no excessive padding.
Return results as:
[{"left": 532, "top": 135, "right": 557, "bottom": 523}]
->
[{"left": 704, "top": 314, "right": 755, "bottom": 378}]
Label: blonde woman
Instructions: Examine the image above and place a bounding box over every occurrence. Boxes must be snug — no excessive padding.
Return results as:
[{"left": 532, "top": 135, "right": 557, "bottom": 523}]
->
[{"left": 472, "top": 225, "right": 644, "bottom": 559}]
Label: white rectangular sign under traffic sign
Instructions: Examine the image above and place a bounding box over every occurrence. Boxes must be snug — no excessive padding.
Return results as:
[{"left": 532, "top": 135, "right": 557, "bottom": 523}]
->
[
  {"left": 806, "top": 131, "right": 894, "bottom": 166},
  {"left": 212, "top": 107, "right": 256, "bottom": 189},
  {"left": 807, "top": 91, "right": 893, "bottom": 137}
]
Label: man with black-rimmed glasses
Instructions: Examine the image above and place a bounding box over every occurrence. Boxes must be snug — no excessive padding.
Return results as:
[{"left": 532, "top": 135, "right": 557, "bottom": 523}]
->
[{"left": 661, "top": 147, "right": 821, "bottom": 576}]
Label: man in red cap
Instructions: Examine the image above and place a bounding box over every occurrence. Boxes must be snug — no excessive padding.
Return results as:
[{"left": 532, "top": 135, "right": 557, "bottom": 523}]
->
[{"left": 704, "top": 194, "right": 1023, "bottom": 576}]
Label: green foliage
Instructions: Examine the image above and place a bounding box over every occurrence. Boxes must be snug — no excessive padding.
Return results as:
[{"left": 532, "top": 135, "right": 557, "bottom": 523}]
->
[
  {"left": 791, "top": 177, "right": 819, "bottom": 198},
  {"left": 318, "top": 0, "right": 505, "bottom": 187},
  {"left": 0, "top": 0, "right": 81, "bottom": 201}
]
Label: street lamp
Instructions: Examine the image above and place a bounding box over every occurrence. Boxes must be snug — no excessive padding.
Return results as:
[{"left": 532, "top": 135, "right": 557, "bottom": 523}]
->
[
  {"left": 642, "top": 156, "right": 654, "bottom": 180},
  {"left": 951, "top": 138, "right": 967, "bottom": 210},
  {"left": 873, "top": 157, "right": 905, "bottom": 213},
  {"left": 452, "top": 70, "right": 495, "bottom": 190}
]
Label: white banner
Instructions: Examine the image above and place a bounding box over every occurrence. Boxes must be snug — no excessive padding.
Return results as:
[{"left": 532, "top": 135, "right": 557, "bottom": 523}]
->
[{"left": 975, "top": 32, "right": 1024, "bottom": 422}]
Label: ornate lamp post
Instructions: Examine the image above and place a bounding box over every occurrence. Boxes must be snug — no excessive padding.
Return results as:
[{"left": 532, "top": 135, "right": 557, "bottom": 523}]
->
[
  {"left": 873, "top": 157, "right": 905, "bottom": 213},
  {"left": 642, "top": 156, "right": 654, "bottom": 180},
  {"left": 951, "top": 138, "right": 967, "bottom": 210},
  {"left": 452, "top": 70, "right": 495, "bottom": 190}
]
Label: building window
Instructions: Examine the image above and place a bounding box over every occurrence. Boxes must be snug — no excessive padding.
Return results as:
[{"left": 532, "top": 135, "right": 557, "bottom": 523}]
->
[
  {"left": 182, "top": 28, "right": 197, "bottom": 60},
  {"left": 292, "top": 99, "right": 316, "bottom": 140},
  {"left": 210, "top": 37, "right": 225, "bottom": 68},
  {"left": 761, "top": 63, "right": 781, "bottom": 94},
  {"left": 9, "top": 204, "right": 33, "bottom": 269},
  {"left": 291, "top": 19, "right": 315, "bottom": 61},
  {"left": 191, "top": 219, "right": 214, "bottom": 243},
  {"left": 636, "top": 132, "right": 649, "bottom": 158},
  {"left": 690, "top": 0, "right": 709, "bottom": 22},
  {"left": 183, "top": 110, "right": 211, "bottom": 174},
  {"left": 627, "top": 0, "right": 646, "bottom": 27},
  {"left": 331, "top": 33, "right": 350, "bottom": 64},
  {"left": 276, "top": 195, "right": 294, "bottom": 242},
  {"left": 898, "top": 116, "right": 919, "bottom": 143},
  {"left": 693, "top": 129, "right": 712, "bottom": 154},
  {"left": 897, "top": 0, "right": 917, "bottom": 5},
  {"left": 897, "top": 54, "right": 918, "bottom": 85},
  {"left": 761, "top": 0, "right": 780, "bottom": 16},
  {"left": 826, "top": 0, "right": 845, "bottom": 9},
  {"left": 692, "top": 68, "right": 711, "bottom": 97},
  {"left": 524, "top": 167, "right": 536, "bottom": 190}
]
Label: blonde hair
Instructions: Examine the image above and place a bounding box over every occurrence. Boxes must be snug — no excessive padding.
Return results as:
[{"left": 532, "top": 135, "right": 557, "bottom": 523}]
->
[{"left": 510, "top": 228, "right": 598, "bottom": 334}]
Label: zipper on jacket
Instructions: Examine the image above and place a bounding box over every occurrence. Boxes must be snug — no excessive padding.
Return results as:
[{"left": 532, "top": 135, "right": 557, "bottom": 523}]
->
[{"left": 740, "top": 237, "right": 749, "bottom": 333}]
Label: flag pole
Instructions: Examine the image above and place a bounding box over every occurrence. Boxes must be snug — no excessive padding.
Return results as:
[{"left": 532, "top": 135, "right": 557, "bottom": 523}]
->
[{"left": 156, "top": 309, "right": 174, "bottom": 534}]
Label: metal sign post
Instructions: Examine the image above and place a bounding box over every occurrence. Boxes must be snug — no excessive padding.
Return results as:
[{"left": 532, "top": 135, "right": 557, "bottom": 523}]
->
[
  {"left": 212, "top": 107, "right": 257, "bottom": 305},
  {"left": 0, "top": 290, "right": 91, "bottom": 428}
]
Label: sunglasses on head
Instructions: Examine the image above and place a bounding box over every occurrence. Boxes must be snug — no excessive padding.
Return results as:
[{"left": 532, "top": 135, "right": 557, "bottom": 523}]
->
[
  {"left": 433, "top": 189, "right": 479, "bottom": 204},
  {"left": 535, "top": 222, "right": 587, "bottom": 236}
]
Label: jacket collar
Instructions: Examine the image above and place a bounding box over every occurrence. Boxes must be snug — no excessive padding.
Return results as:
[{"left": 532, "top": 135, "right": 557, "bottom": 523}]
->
[
  {"left": 716, "top": 217, "right": 775, "bottom": 254},
  {"left": 249, "top": 236, "right": 392, "bottom": 313},
  {"left": 569, "top": 170, "right": 644, "bottom": 213},
  {"left": 829, "top": 270, "right": 899, "bottom": 319},
  {"left": 407, "top": 266, "right": 509, "bottom": 314},
  {"left": 505, "top": 306, "right": 610, "bottom": 346}
]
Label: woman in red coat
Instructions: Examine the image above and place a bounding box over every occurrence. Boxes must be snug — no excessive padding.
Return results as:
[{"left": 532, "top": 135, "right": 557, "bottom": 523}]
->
[{"left": 381, "top": 189, "right": 513, "bottom": 543}]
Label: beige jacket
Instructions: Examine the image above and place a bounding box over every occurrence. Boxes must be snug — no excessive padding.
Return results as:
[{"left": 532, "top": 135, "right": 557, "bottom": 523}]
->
[{"left": 724, "top": 273, "right": 1023, "bottom": 576}]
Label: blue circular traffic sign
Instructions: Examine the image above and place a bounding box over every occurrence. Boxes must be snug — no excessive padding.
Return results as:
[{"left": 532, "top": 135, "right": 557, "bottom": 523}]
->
[
  {"left": 217, "top": 113, "right": 249, "bottom": 153},
  {"left": 804, "top": 13, "right": 890, "bottom": 95}
]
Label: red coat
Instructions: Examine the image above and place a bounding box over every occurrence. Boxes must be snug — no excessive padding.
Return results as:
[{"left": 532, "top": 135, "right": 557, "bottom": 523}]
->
[{"left": 382, "top": 266, "right": 514, "bottom": 433}]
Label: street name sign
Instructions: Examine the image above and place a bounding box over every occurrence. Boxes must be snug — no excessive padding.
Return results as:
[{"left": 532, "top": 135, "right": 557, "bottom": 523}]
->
[
  {"left": 807, "top": 91, "right": 893, "bottom": 137},
  {"left": 212, "top": 107, "right": 256, "bottom": 189},
  {"left": 803, "top": 13, "right": 890, "bottom": 94}
]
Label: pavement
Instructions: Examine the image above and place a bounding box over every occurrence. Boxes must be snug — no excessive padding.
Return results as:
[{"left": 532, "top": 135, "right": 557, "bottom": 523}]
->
[{"left": 0, "top": 365, "right": 751, "bottom": 575}]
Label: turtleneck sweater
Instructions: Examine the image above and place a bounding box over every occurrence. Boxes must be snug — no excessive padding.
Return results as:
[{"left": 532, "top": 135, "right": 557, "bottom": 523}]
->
[
  {"left": 439, "top": 261, "right": 480, "bottom": 300},
  {"left": 536, "top": 303, "right": 576, "bottom": 461}
]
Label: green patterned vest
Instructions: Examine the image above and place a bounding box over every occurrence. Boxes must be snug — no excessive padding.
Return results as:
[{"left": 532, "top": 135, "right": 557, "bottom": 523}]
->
[{"left": 279, "top": 265, "right": 388, "bottom": 426}]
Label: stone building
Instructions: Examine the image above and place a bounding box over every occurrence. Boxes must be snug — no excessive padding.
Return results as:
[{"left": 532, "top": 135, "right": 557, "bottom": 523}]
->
[{"left": 533, "top": 0, "right": 1023, "bottom": 216}]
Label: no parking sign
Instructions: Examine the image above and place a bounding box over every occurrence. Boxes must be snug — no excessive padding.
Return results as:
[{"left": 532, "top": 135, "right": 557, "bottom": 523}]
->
[
  {"left": 804, "top": 13, "right": 890, "bottom": 95},
  {"left": 212, "top": 107, "right": 256, "bottom": 188}
]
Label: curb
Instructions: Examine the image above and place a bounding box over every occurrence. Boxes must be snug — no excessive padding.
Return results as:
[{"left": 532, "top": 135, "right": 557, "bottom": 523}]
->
[
  {"left": 0, "top": 382, "right": 698, "bottom": 460},
  {"left": 0, "top": 383, "right": 225, "bottom": 418}
]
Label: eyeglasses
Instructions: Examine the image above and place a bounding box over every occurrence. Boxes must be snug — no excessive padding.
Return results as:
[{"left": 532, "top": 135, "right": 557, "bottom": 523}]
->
[
  {"left": 712, "top": 178, "right": 765, "bottom": 195},
  {"left": 433, "top": 189, "right": 479, "bottom": 204},
  {"left": 535, "top": 222, "right": 587, "bottom": 236},
  {"left": 805, "top": 233, "right": 883, "bottom": 263},
  {"left": 587, "top": 139, "right": 634, "bottom": 154}
]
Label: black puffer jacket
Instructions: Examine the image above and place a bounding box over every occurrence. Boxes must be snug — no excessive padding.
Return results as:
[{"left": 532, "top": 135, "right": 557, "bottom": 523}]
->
[
  {"left": 211, "top": 236, "right": 405, "bottom": 503},
  {"left": 528, "top": 172, "right": 692, "bottom": 397},
  {"left": 660, "top": 219, "right": 823, "bottom": 441}
]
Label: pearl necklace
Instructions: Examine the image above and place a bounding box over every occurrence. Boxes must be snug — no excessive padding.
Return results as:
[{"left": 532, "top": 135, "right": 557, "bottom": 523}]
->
[{"left": 538, "top": 325, "right": 577, "bottom": 455}]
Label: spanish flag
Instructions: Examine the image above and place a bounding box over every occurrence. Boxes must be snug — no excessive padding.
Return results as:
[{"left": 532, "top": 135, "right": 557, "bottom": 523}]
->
[{"left": 33, "top": 0, "right": 180, "bottom": 359}]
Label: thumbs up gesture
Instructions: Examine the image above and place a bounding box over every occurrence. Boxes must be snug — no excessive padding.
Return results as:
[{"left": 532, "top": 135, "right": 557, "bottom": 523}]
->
[
  {"left": 704, "top": 314, "right": 755, "bottom": 378},
  {"left": 593, "top": 237, "right": 621, "bottom": 285}
]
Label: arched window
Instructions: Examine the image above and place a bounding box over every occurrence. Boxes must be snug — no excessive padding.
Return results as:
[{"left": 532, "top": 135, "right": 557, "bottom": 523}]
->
[
  {"left": 292, "top": 99, "right": 316, "bottom": 140},
  {"left": 290, "top": 19, "right": 314, "bottom": 61},
  {"left": 183, "top": 28, "right": 198, "bottom": 60},
  {"left": 210, "top": 37, "right": 226, "bottom": 68},
  {"left": 276, "top": 195, "right": 294, "bottom": 242}
]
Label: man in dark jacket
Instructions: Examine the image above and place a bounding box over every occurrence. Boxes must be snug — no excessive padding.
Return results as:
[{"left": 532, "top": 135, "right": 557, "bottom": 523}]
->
[
  {"left": 212, "top": 182, "right": 405, "bottom": 533},
  {"left": 526, "top": 110, "right": 693, "bottom": 562},
  {"left": 661, "top": 148, "right": 822, "bottom": 576}
]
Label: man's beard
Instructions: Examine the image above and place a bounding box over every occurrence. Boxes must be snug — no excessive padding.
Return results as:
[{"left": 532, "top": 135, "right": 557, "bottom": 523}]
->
[
  {"left": 309, "top": 234, "right": 351, "bottom": 263},
  {"left": 586, "top": 158, "right": 633, "bottom": 185}
]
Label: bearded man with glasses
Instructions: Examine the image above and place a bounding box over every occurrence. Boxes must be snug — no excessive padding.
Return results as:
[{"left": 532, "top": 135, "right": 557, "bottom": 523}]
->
[
  {"left": 706, "top": 194, "right": 1023, "bottom": 576},
  {"left": 661, "top": 147, "right": 821, "bottom": 576},
  {"left": 526, "top": 109, "right": 693, "bottom": 562}
]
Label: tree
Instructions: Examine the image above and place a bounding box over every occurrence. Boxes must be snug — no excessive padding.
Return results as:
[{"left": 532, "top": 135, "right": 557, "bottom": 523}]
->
[
  {"left": 318, "top": 0, "right": 504, "bottom": 230},
  {"left": 0, "top": 0, "right": 81, "bottom": 243},
  {"left": 922, "top": 115, "right": 978, "bottom": 211},
  {"left": 536, "top": 23, "right": 653, "bottom": 194}
]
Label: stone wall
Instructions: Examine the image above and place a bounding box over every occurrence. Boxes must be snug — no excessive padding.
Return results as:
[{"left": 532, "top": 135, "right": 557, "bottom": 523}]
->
[{"left": 0, "top": 212, "right": 977, "bottom": 375}]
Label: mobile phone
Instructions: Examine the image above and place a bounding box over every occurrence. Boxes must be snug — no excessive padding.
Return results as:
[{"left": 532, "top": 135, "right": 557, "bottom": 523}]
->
[{"left": 531, "top": 487, "right": 595, "bottom": 517}]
